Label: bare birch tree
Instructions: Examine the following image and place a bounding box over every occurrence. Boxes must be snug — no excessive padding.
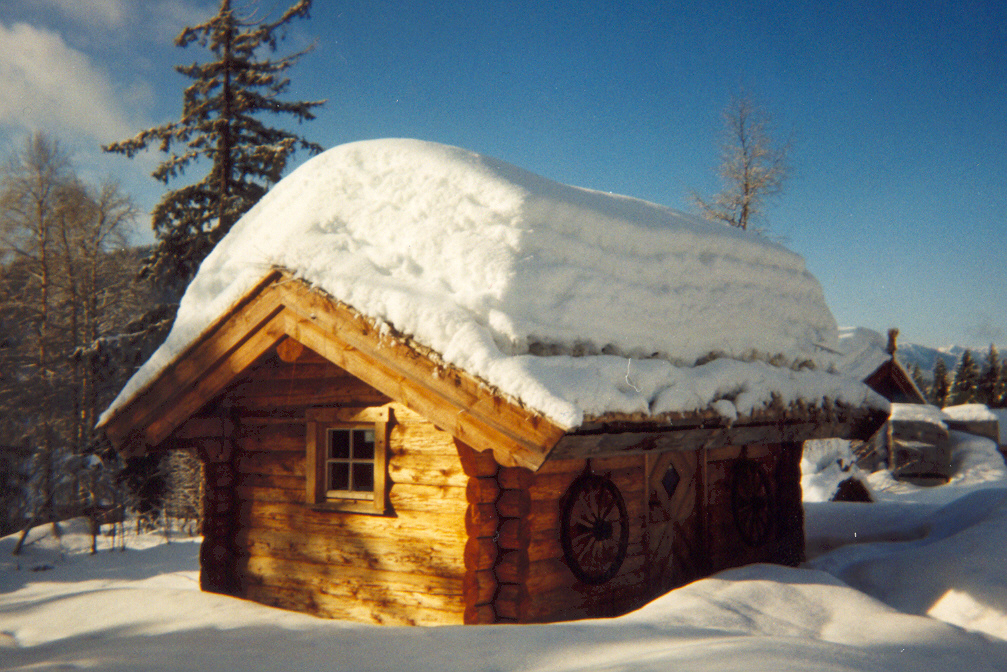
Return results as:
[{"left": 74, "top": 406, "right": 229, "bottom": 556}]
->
[{"left": 694, "top": 93, "right": 790, "bottom": 232}]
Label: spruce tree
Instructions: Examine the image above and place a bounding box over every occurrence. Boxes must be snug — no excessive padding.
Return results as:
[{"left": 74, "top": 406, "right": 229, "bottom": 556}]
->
[
  {"left": 910, "top": 363, "right": 928, "bottom": 399},
  {"left": 103, "top": 0, "right": 324, "bottom": 286},
  {"left": 931, "top": 358, "right": 951, "bottom": 407},
  {"left": 999, "top": 360, "right": 1007, "bottom": 408},
  {"left": 950, "top": 349, "right": 979, "bottom": 405},
  {"left": 978, "top": 344, "right": 1002, "bottom": 407}
]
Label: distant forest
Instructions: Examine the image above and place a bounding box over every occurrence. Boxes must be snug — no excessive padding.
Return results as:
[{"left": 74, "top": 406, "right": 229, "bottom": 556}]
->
[{"left": 901, "top": 344, "right": 1006, "bottom": 409}]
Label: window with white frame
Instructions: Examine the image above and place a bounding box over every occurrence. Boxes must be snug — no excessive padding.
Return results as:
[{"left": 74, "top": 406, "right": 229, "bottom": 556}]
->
[{"left": 306, "top": 407, "right": 390, "bottom": 514}]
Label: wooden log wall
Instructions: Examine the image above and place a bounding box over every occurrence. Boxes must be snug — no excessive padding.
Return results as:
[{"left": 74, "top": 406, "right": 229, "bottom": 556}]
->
[
  {"left": 174, "top": 348, "right": 472, "bottom": 626},
  {"left": 496, "top": 443, "right": 804, "bottom": 624},
  {"left": 512, "top": 455, "right": 651, "bottom": 623}
]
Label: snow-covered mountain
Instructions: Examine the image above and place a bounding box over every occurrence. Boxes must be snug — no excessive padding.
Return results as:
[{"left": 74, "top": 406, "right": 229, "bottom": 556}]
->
[
  {"left": 894, "top": 342, "right": 964, "bottom": 376},
  {"left": 838, "top": 327, "right": 980, "bottom": 377}
]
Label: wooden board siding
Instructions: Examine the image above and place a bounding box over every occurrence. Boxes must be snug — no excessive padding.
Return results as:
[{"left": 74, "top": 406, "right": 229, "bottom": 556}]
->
[
  {"left": 704, "top": 442, "right": 804, "bottom": 572},
  {"left": 508, "top": 443, "right": 804, "bottom": 624},
  {"left": 190, "top": 348, "right": 470, "bottom": 626}
]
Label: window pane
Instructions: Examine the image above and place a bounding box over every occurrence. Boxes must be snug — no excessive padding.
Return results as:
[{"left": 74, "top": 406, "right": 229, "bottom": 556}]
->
[
  {"left": 352, "top": 463, "right": 374, "bottom": 492},
  {"left": 352, "top": 429, "right": 375, "bottom": 459},
  {"left": 329, "top": 429, "right": 350, "bottom": 459},
  {"left": 328, "top": 462, "right": 349, "bottom": 491}
]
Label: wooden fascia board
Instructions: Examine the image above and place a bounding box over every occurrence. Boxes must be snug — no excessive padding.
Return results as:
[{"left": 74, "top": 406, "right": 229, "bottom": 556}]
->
[
  {"left": 270, "top": 280, "right": 565, "bottom": 469},
  {"left": 100, "top": 272, "right": 287, "bottom": 449},
  {"left": 101, "top": 271, "right": 565, "bottom": 468},
  {"left": 109, "top": 306, "right": 289, "bottom": 452},
  {"left": 548, "top": 407, "right": 888, "bottom": 461}
]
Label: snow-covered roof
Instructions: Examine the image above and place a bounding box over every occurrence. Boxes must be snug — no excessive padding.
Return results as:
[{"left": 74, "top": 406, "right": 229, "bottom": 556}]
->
[
  {"left": 103, "top": 139, "right": 883, "bottom": 429},
  {"left": 943, "top": 404, "right": 998, "bottom": 423},
  {"left": 833, "top": 327, "right": 890, "bottom": 381},
  {"left": 889, "top": 403, "right": 949, "bottom": 428}
]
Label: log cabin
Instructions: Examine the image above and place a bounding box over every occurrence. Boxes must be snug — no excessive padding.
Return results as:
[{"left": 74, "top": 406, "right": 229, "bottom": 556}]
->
[{"left": 98, "top": 139, "right": 886, "bottom": 625}]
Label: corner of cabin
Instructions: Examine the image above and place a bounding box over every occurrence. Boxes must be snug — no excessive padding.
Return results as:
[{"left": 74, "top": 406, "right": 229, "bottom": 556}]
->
[{"left": 163, "top": 341, "right": 498, "bottom": 625}]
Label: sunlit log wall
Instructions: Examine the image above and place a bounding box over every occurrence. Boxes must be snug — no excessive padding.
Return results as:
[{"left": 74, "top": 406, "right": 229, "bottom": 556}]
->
[{"left": 167, "top": 346, "right": 805, "bottom": 626}]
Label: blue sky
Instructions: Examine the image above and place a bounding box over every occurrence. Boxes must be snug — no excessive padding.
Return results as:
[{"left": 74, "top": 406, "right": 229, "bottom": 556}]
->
[{"left": 2, "top": 0, "right": 1004, "bottom": 352}]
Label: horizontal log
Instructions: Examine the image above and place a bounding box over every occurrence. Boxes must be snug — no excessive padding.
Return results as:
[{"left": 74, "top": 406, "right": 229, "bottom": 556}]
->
[
  {"left": 463, "top": 569, "right": 497, "bottom": 607},
  {"left": 237, "top": 423, "right": 304, "bottom": 452},
  {"left": 465, "top": 503, "right": 498, "bottom": 538},
  {"left": 235, "top": 472, "right": 303, "bottom": 492},
  {"left": 388, "top": 453, "right": 468, "bottom": 488},
  {"left": 495, "top": 550, "right": 529, "bottom": 584},
  {"left": 241, "top": 580, "right": 462, "bottom": 626},
  {"left": 236, "top": 527, "right": 465, "bottom": 576},
  {"left": 463, "top": 602, "right": 496, "bottom": 625},
  {"left": 388, "top": 423, "right": 462, "bottom": 457},
  {"left": 236, "top": 450, "right": 305, "bottom": 477},
  {"left": 235, "top": 485, "right": 304, "bottom": 505},
  {"left": 497, "top": 489, "right": 530, "bottom": 518},
  {"left": 525, "top": 551, "right": 649, "bottom": 595},
  {"left": 497, "top": 518, "right": 530, "bottom": 550},
  {"left": 464, "top": 536, "right": 498, "bottom": 571},
  {"left": 466, "top": 476, "right": 500, "bottom": 505},
  {"left": 387, "top": 483, "right": 468, "bottom": 514},
  {"left": 529, "top": 465, "right": 645, "bottom": 502},
  {"left": 240, "top": 555, "right": 463, "bottom": 602},
  {"left": 238, "top": 500, "right": 466, "bottom": 539}
]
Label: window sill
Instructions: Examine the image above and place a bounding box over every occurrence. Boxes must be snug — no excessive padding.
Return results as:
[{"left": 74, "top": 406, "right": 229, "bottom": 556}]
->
[{"left": 308, "top": 499, "right": 389, "bottom": 516}]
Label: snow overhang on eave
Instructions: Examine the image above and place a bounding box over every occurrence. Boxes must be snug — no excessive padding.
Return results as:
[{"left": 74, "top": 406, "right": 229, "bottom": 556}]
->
[
  {"left": 98, "top": 270, "right": 567, "bottom": 471},
  {"left": 546, "top": 403, "right": 888, "bottom": 462}
]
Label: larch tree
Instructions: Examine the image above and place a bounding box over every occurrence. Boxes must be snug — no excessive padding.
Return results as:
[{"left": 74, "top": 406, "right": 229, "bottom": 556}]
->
[
  {"left": 0, "top": 133, "right": 143, "bottom": 538},
  {"left": 693, "top": 92, "right": 791, "bottom": 232},
  {"left": 103, "top": 0, "right": 325, "bottom": 287}
]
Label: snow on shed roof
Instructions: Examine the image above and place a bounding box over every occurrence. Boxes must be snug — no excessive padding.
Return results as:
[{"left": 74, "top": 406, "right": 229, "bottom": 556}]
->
[{"left": 103, "top": 139, "right": 882, "bottom": 429}]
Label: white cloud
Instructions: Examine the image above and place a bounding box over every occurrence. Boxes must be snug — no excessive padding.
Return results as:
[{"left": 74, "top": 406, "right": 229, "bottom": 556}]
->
[{"left": 0, "top": 22, "right": 136, "bottom": 145}]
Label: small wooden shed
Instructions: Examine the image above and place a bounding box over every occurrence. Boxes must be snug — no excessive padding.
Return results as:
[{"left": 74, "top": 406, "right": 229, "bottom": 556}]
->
[
  {"left": 99, "top": 272, "right": 881, "bottom": 624},
  {"left": 98, "top": 139, "right": 885, "bottom": 625}
]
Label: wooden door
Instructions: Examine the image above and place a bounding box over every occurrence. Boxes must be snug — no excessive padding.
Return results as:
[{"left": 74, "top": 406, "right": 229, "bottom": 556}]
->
[{"left": 645, "top": 450, "right": 701, "bottom": 593}]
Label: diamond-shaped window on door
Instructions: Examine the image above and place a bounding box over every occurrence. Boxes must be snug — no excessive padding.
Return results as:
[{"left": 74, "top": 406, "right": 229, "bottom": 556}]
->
[{"left": 662, "top": 465, "right": 681, "bottom": 499}]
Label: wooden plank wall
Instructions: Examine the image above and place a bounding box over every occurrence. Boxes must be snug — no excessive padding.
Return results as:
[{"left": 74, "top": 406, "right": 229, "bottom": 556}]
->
[
  {"left": 510, "top": 443, "right": 803, "bottom": 624},
  {"left": 195, "top": 348, "right": 471, "bottom": 625},
  {"left": 704, "top": 442, "right": 804, "bottom": 572}
]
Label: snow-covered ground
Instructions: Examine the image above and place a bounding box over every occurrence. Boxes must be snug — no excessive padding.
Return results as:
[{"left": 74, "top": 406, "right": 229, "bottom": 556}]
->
[{"left": 4, "top": 434, "right": 1007, "bottom": 671}]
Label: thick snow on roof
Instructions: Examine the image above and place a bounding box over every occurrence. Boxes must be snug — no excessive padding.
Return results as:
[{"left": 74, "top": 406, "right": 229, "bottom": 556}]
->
[
  {"left": 833, "top": 326, "right": 890, "bottom": 381},
  {"left": 943, "top": 404, "right": 998, "bottom": 423},
  {"left": 104, "top": 139, "right": 882, "bottom": 429},
  {"left": 889, "top": 403, "right": 948, "bottom": 428}
]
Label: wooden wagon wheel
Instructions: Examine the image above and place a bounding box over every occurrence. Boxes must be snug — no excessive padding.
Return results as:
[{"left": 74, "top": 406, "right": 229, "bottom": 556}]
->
[
  {"left": 560, "top": 473, "right": 630, "bottom": 585},
  {"left": 731, "top": 458, "right": 774, "bottom": 547}
]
